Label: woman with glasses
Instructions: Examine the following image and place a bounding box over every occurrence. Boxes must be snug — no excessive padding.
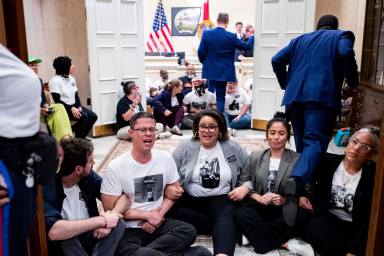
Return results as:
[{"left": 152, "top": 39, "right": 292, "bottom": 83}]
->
[
  {"left": 168, "top": 110, "right": 248, "bottom": 256},
  {"left": 230, "top": 112, "right": 314, "bottom": 255},
  {"left": 297, "top": 127, "right": 379, "bottom": 256}
]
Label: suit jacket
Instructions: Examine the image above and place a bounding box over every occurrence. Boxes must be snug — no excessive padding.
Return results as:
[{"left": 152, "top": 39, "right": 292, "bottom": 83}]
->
[
  {"left": 238, "top": 148, "right": 299, "bottom": 196},
  {"left": 271, "top": 29, "right": 358, "bottom": 110},
  {"left": 198, "top": 27, "right": 254, "bottom": 82}
]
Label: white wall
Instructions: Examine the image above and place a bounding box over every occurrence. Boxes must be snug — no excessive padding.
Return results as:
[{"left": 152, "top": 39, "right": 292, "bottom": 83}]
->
[{"left": 143, "top": 0, "right": 256, "bottom": 57}]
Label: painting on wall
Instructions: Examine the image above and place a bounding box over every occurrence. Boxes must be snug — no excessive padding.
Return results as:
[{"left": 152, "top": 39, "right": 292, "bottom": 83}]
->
[{"left": 171, "top": 7, "right": 201, "bottom": 36}]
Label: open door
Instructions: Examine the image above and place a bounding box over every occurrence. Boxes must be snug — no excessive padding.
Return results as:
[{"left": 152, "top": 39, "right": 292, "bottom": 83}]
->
[
  {"left": 252, "top": 0, "right": 316, "bottom": 129},
  {"left": 85, "top": 0, "right": 145, "bottom": 136}
]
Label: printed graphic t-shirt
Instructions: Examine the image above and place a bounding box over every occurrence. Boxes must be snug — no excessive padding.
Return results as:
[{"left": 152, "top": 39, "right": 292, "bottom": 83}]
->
[
  {"left": 101, "top": 149, "right": 179, "bottom": 228},
  {"left": 185, "top": 143, "right": 232, "bottom": 197},
  {"left": 266, "top": 158, "right": 281, "bottom": 193},
  {"left": 328, "top": 162, "right": 362, "bottom": 222}
]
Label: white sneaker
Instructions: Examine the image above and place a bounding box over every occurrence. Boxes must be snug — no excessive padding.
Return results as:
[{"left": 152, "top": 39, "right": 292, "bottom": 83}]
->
[
  {"left": 157, "top": 131, "right": 172, "bottom": 139},
  {"left": 287, "top": 238, "right": 315, "bottom": 256}
]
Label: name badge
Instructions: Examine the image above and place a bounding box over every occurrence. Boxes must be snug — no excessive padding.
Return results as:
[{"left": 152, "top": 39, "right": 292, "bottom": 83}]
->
[{"left": 226, "top": 155, "right": 236, "bottom": 163}]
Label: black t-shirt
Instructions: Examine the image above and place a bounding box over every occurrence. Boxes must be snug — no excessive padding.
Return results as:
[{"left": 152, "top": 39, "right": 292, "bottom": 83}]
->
[{"left": 116, "top": 96, "right": 144, "bottom": 130}]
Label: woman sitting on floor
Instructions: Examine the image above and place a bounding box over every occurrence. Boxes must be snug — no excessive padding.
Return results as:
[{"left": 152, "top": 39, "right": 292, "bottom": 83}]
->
[
  {"left": 229, "top": 112, "right": 314, "bottom": 256},
  {"left": 297, "top": 127, "right": 379, "bottom": 256},
  {"left": 116, "top": 81, "right": 169, "bottom": 140},
  {"left": 153, "top": 78, "right": 185, "bottom": 136},
  {"left": 167, "top": 110, "right": 248, "bottom": 256},
  {"left": 49, "top": 56, "right": 97, "bottom": 138}
]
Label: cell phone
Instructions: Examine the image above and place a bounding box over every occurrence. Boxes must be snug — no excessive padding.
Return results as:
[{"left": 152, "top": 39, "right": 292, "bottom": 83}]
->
[{"left": 46, "top": 107, "right": 54, "bottom": 114}]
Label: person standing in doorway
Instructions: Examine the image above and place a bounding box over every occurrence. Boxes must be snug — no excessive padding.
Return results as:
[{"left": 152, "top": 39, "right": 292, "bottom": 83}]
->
[
  {"left": 271, "top": 15, "right": 359, "bottom": 226},
  {"left": 198, "top": 13, "right": 254, "bottom": 113}
]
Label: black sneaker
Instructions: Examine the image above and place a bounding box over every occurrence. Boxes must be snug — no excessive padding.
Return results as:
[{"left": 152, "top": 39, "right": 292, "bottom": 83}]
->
[{"left": 283, "top": 177, "right": 298, "bottom": 227}]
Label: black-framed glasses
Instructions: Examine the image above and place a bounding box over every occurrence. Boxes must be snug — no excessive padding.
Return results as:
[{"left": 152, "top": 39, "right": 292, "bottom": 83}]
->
[
  {"left": 132, "top": 127, "right": 157, "bottom": 135},
  {"left": 198, "top": 125, "right": 218, "bottom": 133},
  {"left": 348, "top": 137, "right": 372, "bottom": 153}
]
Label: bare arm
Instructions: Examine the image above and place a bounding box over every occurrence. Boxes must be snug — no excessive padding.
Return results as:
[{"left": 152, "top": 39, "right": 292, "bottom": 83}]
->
[{"left": 48, "top": 216, "right": 105, "bottom": 241}]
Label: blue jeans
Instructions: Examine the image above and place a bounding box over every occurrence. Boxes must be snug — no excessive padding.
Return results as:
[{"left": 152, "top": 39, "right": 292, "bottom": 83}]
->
[
  {"left": 224, "top": 112, "right": 251, "bottom": 129},
  {"left": 208, "top": 80, "right": 227, "bottom": 113},
  {"left": 287, "top": 102, "right": 336, "bottom": 184}
]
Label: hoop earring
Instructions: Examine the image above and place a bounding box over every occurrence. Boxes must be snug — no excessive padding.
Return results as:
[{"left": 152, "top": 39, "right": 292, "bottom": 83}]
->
[
  {"left": 218, "top": 133, "right": 222, "bottom": 140},
  {"left": 194, "top": 132, "right": 199, "bottom": 138}
]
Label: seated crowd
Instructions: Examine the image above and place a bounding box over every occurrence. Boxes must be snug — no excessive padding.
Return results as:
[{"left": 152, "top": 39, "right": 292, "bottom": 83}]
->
[
  {"left": 116, "top": 64, "right": 252, "bottom": 141},
  {"left": 42, "top": 108, "right": 378, "bottom": 256}
]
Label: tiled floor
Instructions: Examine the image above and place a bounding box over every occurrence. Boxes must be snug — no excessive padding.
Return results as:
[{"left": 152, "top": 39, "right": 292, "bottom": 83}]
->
[{"left": 91, "top": 129, "right": 344, "bottom": 256}]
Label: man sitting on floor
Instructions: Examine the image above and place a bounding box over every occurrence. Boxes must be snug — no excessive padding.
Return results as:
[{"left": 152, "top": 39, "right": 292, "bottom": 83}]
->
[
  {"left": 101, "top": 112, "right": 212, "bottom": 256},
  {"left": 43, "top": 137, "right": 128, "bottom": 255}
]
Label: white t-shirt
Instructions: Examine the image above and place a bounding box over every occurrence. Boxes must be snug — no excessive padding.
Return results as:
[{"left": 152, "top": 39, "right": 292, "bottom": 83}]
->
[
  {"left": 61, "top": 184, "right": 90, "bottom": 221},
  {"left": 171, "top": 96, "right": 179, "bottom": 107},
  {"left": 48, "top": 75, "right": 78, "bottom": 105},
  {"left": 224, "top": 87, "right": 251, "bottom": 116},
  {"left": 0, "top": 44, "right": 41, "bottom": 138},
  {"left": 101, "top": 149, "right": 179, "bottom": 228},
  {"left": 267, "top": 158, "right": 281, "bottom": 193},
  {"left": 183, "top": 90, "right": 216, "bottom": 112},
  {"left": 328, "top": 162, "right": 362, "bottom": 222},
  {"left": 185, "top": 143, "right": 232, "bottom": 197}
]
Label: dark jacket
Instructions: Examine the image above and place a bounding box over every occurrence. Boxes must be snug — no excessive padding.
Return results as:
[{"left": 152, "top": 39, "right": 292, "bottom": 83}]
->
[
  {"left": 43, "top": 170, "right": 102, "bottom": 233},
  {"left": 198, "top": 27, "right": 254, "bottom": 82},
  {"left": 307, "top": 153, "right": 376, "bottom": 255},
  {"left": 272, "top": 29, "right": 358, "bottom": 110},
  {"left": 153, "top": 90, "right": 184, "bottom": 114}
]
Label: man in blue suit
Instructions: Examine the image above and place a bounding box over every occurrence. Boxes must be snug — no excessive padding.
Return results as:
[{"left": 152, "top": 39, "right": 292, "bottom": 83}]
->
[
  {"left": 271, "top": 15, "right": 358, "bottom": 226},
  {"left": 198, "top": 13, "right": 254, "bottom": 113}
]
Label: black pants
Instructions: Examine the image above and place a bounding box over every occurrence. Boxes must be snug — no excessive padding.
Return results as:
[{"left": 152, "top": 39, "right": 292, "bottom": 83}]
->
[
  {"left": 69, "top": 107, "right": 98, "bottom": 138},
  {"left": 115, "top": 218, "right": 196, "bottom": 256},
  {"left": 303, "top": 212, "right": 367, "bottom": 256},
  {"left": 167, "top": 194, "right": 237, "bottom": 256},
  {"left": 235, "top": 204, "right": 294, "bottom": 254},
  {"left": 60, "top": 219, "right": 125, "bottom": 256}
]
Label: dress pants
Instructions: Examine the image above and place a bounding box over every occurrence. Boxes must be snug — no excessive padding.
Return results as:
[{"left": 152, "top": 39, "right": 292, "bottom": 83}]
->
[
  {"left": 287, "top": 102, "right": 336, "bottom": 184},
  {"left": 208, "top": 80, "right": 227, "bottom": 113}
]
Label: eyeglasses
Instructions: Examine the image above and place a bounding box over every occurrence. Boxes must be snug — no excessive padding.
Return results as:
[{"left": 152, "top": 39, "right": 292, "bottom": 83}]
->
[
  {"left": 348, "top": 137, "right": 372, "bottom": 153},
  {"left": 132, "top": 127, "right": 157, "bottom": 135},
  {"left": 198, "top": 125, "right": 218, "bottom": 133}
]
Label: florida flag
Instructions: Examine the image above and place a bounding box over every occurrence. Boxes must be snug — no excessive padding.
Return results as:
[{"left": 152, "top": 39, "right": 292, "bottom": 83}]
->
[{"left": 146, "top": 0, "right": 174, "bottom": 53}]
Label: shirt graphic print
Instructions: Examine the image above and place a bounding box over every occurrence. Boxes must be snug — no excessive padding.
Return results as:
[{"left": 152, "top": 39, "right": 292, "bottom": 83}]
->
[
  {"left": 134, "top": 174, "right": 163, "bottom": 203},
  {"left": 199, "top": 157, "right": 220, "bottom": 188},
  {"left": 330, "top": 185, "right": 354, "bottom": 213}
]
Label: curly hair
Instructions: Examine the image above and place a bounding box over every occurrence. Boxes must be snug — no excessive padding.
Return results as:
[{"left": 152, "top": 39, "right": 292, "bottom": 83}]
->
[
  {"left": 59, "top": 137, "right": 93, "bottom": 176},
  {"left": 192, "top": 110, "right": 229, "bottom": 141}
]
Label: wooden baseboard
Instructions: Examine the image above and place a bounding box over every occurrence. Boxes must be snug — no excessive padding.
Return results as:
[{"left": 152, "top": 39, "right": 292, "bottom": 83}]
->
[
  {"left": 94, "top": 124, "right": 116, "bottom": 137},
  {"left": 252, "top": 119, "right": 267, "bottom": 131}
]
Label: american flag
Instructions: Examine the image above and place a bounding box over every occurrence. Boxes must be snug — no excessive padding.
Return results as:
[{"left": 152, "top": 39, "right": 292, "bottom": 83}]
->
[{"left": 146, "top": 0, "right": 174, "bottom": 52}]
